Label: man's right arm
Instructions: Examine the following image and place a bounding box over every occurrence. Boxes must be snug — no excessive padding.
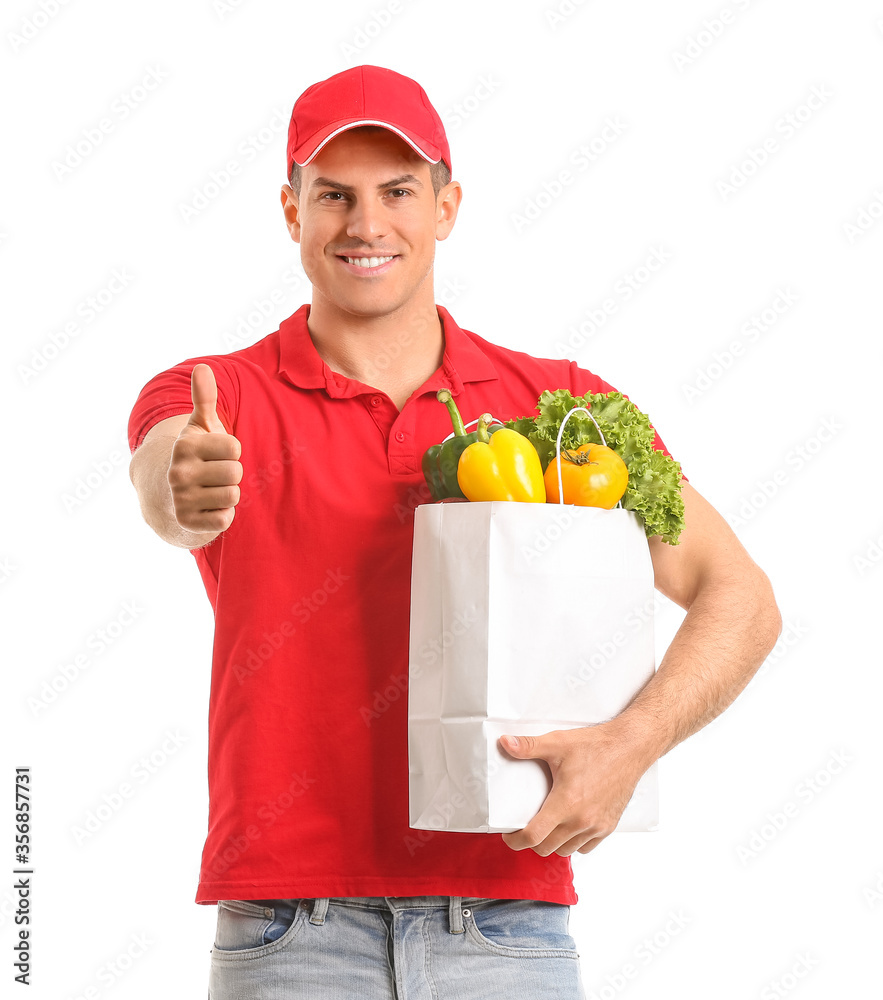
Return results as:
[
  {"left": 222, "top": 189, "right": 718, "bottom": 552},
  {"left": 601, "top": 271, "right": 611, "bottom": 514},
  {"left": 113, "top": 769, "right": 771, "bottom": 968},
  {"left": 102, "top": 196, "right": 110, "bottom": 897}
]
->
[{"left": 128, "top": 364, "right": 243, "bottom": 550}]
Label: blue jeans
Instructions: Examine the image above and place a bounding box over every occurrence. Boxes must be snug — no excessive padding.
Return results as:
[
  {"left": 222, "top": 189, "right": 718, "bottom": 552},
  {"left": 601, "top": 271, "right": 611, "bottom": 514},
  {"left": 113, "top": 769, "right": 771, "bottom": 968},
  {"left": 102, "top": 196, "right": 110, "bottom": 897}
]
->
[{"left": 208, "top": 895, "right": 587, "bottom": 999}]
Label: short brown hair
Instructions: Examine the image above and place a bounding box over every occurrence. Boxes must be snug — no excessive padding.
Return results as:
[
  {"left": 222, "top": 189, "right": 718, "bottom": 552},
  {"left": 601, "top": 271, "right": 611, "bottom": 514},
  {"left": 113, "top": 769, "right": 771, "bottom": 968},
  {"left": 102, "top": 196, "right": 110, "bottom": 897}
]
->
[{"left": 288, "top": 126, "right": 451, "bottom": 197}]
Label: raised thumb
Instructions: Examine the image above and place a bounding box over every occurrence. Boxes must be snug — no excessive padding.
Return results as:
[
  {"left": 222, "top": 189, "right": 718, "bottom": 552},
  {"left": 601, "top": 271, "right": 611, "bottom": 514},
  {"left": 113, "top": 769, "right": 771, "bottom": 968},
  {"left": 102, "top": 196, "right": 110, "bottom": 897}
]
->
[{"left": 188, "top": 363, "right": 224, "bottom": 432}]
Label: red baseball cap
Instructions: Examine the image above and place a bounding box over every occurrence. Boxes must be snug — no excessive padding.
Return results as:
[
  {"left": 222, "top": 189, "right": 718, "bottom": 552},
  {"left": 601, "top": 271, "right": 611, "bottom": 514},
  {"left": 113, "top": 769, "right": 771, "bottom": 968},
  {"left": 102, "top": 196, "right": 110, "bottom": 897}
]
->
[{"left": 286, "top": 65, "right": 451, "bottom": 178}]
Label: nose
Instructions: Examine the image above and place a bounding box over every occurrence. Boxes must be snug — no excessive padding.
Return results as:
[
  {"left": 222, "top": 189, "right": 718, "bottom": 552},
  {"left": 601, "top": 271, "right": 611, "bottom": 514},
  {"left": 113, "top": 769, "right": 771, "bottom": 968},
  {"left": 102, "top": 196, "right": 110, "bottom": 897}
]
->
[{"left": 345, "top": 196, "right": 388, "bottom": 243}]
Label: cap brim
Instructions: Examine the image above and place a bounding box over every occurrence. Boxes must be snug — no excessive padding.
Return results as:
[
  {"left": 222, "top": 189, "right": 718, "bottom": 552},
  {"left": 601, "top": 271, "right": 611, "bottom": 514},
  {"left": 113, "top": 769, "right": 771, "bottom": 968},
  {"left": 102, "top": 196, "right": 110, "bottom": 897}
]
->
[{"left": 292, "top": 118, "right": 442, "bottom": 167}]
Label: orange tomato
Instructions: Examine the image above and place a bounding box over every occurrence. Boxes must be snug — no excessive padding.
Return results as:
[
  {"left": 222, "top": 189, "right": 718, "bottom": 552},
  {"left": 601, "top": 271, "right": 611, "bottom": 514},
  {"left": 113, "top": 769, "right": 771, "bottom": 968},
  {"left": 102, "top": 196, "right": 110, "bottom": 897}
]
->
[{"left": 543, "top": 443, "right": 629, "bottom": 508}]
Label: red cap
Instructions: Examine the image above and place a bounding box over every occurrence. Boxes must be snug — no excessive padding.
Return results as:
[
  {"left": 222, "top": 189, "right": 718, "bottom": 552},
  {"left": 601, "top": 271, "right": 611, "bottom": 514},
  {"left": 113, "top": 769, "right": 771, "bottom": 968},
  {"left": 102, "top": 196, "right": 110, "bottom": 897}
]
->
[{"left": 286, "top": 65, "right": 451, "bottom": 178}]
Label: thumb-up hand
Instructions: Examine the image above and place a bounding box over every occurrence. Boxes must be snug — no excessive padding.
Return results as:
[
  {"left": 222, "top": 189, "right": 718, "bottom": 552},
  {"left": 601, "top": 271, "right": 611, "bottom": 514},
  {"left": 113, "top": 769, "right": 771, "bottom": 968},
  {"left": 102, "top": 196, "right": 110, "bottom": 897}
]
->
[{"left": 168, "top": 364, "right": 243, "bottom": 534}]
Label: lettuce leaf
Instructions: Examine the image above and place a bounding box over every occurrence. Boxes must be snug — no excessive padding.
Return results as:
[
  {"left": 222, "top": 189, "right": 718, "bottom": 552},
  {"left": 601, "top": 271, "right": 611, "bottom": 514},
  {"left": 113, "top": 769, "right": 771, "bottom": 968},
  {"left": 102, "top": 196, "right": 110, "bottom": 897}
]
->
[{"left": 506, "top": 389, "right": 685, "bottom": 544}]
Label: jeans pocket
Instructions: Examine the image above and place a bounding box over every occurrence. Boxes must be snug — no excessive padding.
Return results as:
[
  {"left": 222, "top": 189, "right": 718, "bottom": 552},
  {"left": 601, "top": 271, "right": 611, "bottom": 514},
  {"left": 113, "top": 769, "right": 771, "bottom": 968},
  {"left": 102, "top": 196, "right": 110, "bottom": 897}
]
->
[
  {"left": 463, "top": 899, "right": 580, "bottom": 959},
  {"left": 212, "top": 899, "right": 303, "bottom": 956}
]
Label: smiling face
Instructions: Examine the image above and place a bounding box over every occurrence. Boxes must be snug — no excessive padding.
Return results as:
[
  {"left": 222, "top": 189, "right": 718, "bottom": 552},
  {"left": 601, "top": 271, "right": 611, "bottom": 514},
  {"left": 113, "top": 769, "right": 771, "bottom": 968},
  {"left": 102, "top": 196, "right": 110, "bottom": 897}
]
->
[{"left": 281, "top": 127, "right": 460, "bottom": 323}]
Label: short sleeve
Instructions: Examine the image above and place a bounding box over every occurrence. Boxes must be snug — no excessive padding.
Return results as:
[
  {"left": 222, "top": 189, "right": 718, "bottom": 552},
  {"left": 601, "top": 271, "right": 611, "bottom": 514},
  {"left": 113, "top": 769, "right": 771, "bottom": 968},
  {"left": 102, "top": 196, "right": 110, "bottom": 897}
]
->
[
  {"left": 567, "top": 360, "right": 688, "bottom": 482},
  {"left": 127, "top": 355, "right": 240, "bottom": 454}
]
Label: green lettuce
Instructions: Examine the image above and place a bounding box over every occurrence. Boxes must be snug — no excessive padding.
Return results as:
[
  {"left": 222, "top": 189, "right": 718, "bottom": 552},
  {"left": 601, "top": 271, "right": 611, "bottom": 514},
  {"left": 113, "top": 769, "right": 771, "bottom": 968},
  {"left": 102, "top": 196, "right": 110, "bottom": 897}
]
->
[{"left": 506, "top": 389, "right": 685, "bottom": 544}]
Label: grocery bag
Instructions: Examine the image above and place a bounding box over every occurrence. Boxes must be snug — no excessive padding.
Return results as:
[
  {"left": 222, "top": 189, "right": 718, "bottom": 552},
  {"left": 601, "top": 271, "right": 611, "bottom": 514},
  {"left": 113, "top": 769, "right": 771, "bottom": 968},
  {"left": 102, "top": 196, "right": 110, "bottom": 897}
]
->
[{"left": 407, "top": 496, "right": 659, "bottom": 834}]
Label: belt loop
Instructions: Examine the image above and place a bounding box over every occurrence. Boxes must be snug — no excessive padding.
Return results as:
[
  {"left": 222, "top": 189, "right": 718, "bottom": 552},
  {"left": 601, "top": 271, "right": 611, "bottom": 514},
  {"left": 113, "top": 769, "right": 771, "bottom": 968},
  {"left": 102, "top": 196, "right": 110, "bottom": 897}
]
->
[
  {"left": 448, "top": 896, "right": 465, "bottom": 934},
  {"left": 309, "top": 897, "right": 329, "bottom": 925}
]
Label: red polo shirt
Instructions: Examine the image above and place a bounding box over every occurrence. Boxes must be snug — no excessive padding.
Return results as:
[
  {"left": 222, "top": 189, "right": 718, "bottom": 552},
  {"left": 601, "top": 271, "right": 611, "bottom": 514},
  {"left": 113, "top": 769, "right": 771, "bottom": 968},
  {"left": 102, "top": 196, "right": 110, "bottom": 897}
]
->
[{"left": 127, "top": 303, "right": 683, "bottom": 906}]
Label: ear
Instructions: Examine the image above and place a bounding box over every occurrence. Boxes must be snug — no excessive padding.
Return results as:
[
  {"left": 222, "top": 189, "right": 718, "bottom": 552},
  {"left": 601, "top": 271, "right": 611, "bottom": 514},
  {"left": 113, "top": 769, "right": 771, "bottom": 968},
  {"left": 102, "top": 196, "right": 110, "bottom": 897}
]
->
[
  {"left": 435, "top": 180, "right": 462, "bottom": 242},
  {"left": 280, "top": 184, "right": 302, "bottom": 244}
]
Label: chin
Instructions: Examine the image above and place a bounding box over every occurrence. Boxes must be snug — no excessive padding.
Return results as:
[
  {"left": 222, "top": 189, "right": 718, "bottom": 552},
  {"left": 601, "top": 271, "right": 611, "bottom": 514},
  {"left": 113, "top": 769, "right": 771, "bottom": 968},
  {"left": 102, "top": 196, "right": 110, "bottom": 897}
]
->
[{"left": 327, "top": 287, "right": 407, "bottom": 317}]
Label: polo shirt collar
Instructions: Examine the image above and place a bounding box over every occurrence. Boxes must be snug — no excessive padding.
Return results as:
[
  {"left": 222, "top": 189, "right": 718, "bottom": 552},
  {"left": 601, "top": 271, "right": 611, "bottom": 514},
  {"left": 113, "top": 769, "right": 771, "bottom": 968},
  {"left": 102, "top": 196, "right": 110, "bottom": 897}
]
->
[{"left": 277, "top": 303, "right": 499, "bottom": 397}]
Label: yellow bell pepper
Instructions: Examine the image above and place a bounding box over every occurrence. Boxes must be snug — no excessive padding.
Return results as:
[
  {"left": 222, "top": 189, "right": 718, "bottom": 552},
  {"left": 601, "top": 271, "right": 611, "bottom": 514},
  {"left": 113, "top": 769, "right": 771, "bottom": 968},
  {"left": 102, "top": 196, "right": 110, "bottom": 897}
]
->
[{"left": 457, "top": 413, "right": 546, "bottom": 503}]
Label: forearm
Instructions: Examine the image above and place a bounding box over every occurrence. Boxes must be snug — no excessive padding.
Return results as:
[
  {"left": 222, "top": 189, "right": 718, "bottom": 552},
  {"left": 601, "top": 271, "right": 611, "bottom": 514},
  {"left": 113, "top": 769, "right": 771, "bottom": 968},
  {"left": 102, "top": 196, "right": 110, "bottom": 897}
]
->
[
  {"left": 129, "top": 438, "right": 222, "bottom": 550},
  {"left": 611, "top": 569, "right": 782, "bottom": 770}
]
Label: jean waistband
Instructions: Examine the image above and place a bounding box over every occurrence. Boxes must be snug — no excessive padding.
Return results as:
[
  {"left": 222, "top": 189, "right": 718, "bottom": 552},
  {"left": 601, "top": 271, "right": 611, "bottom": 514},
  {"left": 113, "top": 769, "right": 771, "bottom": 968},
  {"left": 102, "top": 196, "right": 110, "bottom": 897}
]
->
[{"left": 295, "top": 896, "right": 494, "bottom": 933}]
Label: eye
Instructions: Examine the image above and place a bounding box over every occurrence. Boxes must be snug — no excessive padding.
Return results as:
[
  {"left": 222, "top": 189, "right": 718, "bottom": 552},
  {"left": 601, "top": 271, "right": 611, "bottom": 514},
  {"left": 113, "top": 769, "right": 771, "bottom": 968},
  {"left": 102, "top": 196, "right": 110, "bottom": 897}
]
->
[
  {"left": 387, "top": 188, "right": 410, "bottom": 199},
  {"left": 321, "top": 191, "right": 347, "bottom": 202}
]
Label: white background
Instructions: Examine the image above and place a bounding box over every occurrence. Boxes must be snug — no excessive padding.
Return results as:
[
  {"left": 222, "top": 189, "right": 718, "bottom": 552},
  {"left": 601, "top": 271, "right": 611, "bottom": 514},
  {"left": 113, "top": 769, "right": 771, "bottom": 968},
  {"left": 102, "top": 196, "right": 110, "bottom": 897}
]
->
[{"left": 3, "top": 1, "right": 882, "bottom": 997}]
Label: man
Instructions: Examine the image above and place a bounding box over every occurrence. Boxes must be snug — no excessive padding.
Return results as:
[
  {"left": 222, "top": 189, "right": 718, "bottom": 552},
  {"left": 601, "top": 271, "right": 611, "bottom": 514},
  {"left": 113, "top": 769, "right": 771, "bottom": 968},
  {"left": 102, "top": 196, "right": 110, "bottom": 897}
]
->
[{"left": 127, "top": 65, "right": 781, "bottom": 999}]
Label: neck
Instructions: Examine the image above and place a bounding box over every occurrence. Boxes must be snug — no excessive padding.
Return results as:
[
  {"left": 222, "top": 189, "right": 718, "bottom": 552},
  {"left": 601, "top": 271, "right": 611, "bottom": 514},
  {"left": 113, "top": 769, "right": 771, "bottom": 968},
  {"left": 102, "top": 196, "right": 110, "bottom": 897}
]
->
[{"left": 306, "top": 292, "right": 445, "bottom": 410}]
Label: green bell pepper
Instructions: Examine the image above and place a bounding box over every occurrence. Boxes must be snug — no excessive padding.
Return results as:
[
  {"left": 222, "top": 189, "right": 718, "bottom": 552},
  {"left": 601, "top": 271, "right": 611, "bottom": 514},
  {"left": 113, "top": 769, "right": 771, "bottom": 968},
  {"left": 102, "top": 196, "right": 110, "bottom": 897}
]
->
[{"left": 421, "top": 389, "right": 499, "bottom": 501}]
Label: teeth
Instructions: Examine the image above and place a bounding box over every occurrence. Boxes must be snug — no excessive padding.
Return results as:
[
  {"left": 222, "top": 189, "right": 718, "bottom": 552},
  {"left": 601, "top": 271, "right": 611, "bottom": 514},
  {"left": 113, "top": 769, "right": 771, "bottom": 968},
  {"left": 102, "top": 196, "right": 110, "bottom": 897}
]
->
[{"left": 344, "top": 256, "right": 394, "bottom": 268}]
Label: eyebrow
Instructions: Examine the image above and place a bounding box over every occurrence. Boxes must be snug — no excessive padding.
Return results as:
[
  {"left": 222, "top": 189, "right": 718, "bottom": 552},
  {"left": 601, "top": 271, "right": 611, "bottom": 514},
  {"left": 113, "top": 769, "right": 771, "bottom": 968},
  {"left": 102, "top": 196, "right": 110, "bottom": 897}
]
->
[{"left": 309, "top": 173, "right": 425, "bottom": 192}]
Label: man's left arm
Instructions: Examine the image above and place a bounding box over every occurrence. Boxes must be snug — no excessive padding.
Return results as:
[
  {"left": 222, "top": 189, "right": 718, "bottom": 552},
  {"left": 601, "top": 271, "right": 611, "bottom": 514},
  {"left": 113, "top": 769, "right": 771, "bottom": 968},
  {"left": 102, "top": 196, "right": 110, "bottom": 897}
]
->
[{"left": 500, "top": 481, "right": 783, "bottom": 857}]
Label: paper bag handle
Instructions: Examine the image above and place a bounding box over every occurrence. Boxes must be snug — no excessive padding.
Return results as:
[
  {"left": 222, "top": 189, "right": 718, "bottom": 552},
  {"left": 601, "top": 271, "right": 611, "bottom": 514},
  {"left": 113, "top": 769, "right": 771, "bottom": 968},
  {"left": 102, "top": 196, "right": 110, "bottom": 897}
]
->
[{"left": 552, "top": 406, "right": 623, "bottom": 509}]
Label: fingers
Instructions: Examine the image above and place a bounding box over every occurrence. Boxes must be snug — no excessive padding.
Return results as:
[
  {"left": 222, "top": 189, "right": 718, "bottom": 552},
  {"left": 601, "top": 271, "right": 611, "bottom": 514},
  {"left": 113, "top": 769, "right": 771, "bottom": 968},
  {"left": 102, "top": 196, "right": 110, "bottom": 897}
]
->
[
  {"left": 504, "top": 817, "right": 611, "bottom": 858},
  {"left": 190, "top": 458, "right": 243, "bottom": 487},
  {"left": 179, "top": 430, "right": 241, "bottom": 463},
  {"left": 175, "top": 502, "right": 238, "bottom": 535},
  {"left": 168, "top": 447, "right": 242, "bottom": 491},
  {"left": 187, "top": 484, "right": 241, "bottom": 515},
  {"left": 187, "top": 363, "right": 225, "bottom": 434},
  {"left": 576, "top": 836, "right": 605, "bottom": 855},
  {"left": 167, "top": 469, "right": 242, "bottom": 533}
]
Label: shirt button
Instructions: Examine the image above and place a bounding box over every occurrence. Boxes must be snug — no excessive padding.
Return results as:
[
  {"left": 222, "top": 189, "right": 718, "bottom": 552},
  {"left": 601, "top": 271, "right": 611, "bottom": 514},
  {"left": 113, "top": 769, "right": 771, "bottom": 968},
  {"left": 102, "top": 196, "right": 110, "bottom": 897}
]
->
[
  {"left": 371, "top": 396, "right": 382, "bottom": 407},
  {"left": 395, "top": 431, "right": 405, "bottom": 443}
]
